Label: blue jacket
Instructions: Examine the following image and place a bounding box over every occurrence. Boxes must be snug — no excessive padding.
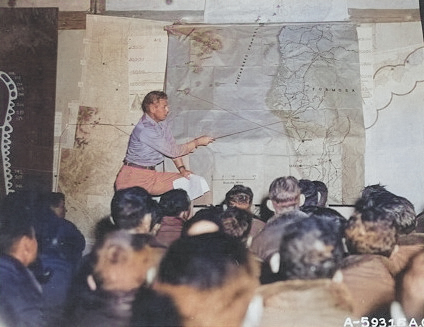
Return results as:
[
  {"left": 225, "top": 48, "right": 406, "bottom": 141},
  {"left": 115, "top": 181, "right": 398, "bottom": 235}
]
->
[
  {"left": 0, "top": 255, "right": 46, "bottom": 327},
  {"left": 35, "top": 211, "right": 85, "bottom": 266}
]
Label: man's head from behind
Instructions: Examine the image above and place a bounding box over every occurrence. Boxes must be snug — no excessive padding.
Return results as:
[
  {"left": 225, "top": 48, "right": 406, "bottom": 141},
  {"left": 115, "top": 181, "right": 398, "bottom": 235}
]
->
[
  {"left": 111, "top": 187, "right": 159, "bottom": 234},
  {"left": 269, "top": 215, "right": 345, "bottom": 281},
  {"left": 344, "top": 204, "right": 397, "bottom": 257},
  {"left": 154, "top": 233, "right": 262, "bottom": 327},
  {"left": 0, "top": 191, "right": 38, "bottom": 267},
  {"left": 268, "top": 176, "right": 302, "bottom": 215},
  {"left": 87, "top": 230, "right": 162, "bottom": 293},
  {"left": 45, "top": 192, "right": 66, "bottom": 219},
  {"left": 221, "top": 206, "right": 253, "bottom": 245},
  {"left": 159, "top": 188, "right": 191, "bottom": 220},
  {"left": 224, "top": 184, "right": 254, "bottom": 211}
]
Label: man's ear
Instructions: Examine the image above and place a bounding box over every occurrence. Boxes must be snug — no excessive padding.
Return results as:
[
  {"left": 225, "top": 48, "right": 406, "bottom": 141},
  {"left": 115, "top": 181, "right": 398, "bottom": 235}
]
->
[
  {"left": 269, "top": 252, "right": 280, "bottom": 274},
  {"left": 332, "top": 269, "right": 343, "bottom": 283},
  {"left": 266, "top": 199, "right": 275, "bottom": 213},
  {"left": 242, "top": 295, "right": 263, "bottom": 327},
  {"left": 135, "top": 213, "right": 152, "bottom": 234},
  {"left": 299, "top": 194, "right": 305, "bottom": 207},
  {"left": 246, "top": 235, "right": 253, "bottom": 248},
  {"left": 389, "top": 244, "right": 400, "bottom": 258},
  {"left": 87, "top": 274, "right": 97, "bottom": 291},
  {"left": 146, "top": 267, "right": 157, "bottom": 286},
  {"left": 151, "top": 223, "right": 161, "bottom": 236}
]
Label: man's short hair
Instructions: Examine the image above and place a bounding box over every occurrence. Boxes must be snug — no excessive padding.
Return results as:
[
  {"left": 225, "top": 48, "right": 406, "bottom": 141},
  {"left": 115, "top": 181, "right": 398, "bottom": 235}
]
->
[
  {"left": 345, "top": 203, "right": 397, "bottom": 257},
  {"left": 224, "top": 184, "right": 253, "bottom": 206},
  {"left": 154, "top": 233, "right": 260, "bottom": 326},
  {"left": 110, "top": 187, "right": 159, "bottom": 230},
  {"left": 44, "top": 192, "right": 65, "bottom": 208},
  {"left": 221, "top": 206, "right": 253, "bottom": 244},
  {"left": 269, "top": 176, "right": 301, "bottom": 206},
  {"left": 181, "top": 206, "right": 223, "bottom": 237},
  {"left": 0, "top": 191, "right": 36, "bottom": 255},
  {"left": 88, "top": 230, "right": 160, "bottom": 291},
  {"left": 141, "top": 91, "right": 167, "bottom": 113},
  {"left": 157, "top": 232, "right": 255, "bottom": 288},
  {"left": 159, "top": 189, "right": 191, "bottom": 217},
  {"left": 277, "top": 215, "right": 345, "bottom": 280},
  {"left": 301, "top": 206, "right": 346, "bottom": 237},
  {"left": 359, "top": 184, "right": 416, "bottom": 235}
]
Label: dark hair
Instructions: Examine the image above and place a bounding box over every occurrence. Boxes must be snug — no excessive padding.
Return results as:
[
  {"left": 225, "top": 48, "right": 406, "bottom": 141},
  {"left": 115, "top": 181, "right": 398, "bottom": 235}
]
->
[
  {"left": 359, "top": 184, "right": 416, "bottom": 234},
  {"left": 313, "top": 181, "right": 328, "bottom": 207},
  {"left": 278, "top": 216, "right": 344, "bottom": 280},
  {"left": 157, "top": 232, "right": 251, "bottom": 289},
  {"left": 181, "top": 206, "right": 223, "bottom": 237},
  {"left": 299, "top": 179, "right": 318, "bottom": 207},
  {"left": 224, "top": 185, "right": 253, "bottom": 206},
  {"left": 301, "top": 206, "right": 346, "bottom": 236},
  {"left": 141, "top": 91, "right": 167, "bottom": 113},
  {"left": 258, "top": 197, "right": 274, "bottom": 223},
  {"left": 45, "top": 192, "right": 65, "bottom": 208},
  {"left": 345, "top": 204, "right": 397, "bottom": 257},
  {"left": 111, "top": 187, "right": 159, "bottom": 230},
  {"left": 131, "top": 287, "right": 182, "bottom": 327},
  {"left": 0, "top": 191, "right": 36, "bottom": 255},
  {"left": 159, "top": 189, "right": 190, "bottom": 217},
  {"left": 89, "top": 231, "right": 160, "bottom": 286},
  {"left": 220, "top": 206, "right": 253, "bottom": 243}
]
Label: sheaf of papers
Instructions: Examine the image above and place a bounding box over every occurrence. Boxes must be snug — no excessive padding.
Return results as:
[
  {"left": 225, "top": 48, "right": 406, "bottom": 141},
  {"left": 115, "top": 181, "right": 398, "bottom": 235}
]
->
[{"left": 173, "top": 174, "right": 210, "bottom": 200}]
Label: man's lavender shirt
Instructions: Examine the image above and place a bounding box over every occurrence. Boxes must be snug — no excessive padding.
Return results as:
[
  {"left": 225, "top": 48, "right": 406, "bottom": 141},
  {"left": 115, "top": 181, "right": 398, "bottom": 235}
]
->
[{"left": 125, "top": 114, "right": 191, "bottom": 166}]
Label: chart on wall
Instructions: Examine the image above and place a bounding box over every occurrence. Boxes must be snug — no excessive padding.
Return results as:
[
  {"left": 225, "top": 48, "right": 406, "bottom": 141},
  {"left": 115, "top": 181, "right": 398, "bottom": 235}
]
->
[
  {"left": 165, "top": 23, "right": 365, "bottom": 205},
  {"left": 0, "top": 8, "right": 57, "bottom": 198}
]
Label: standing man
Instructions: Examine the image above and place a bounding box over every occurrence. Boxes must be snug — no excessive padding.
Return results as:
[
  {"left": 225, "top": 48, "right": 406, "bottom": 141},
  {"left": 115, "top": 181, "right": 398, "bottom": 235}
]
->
[{"left": 115, "top": 90, "right": 214, "bottom": 195}]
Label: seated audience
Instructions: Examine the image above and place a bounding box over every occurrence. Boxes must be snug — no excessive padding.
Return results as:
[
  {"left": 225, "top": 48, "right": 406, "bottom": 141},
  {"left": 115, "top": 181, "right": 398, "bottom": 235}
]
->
[
  {"left": 391, "top": 249, "right": 424, "bottom": 323},
  {"left": 341, "top": 205, "right": 397, "bottom": 317},
  {"left": 64, "top": 230, "right": 163, "bottom": 327},
  {"left": 415, "top": 210, "right": 424, "bottom": 232},
  {"left": 155, "top": 189, "right": 191, "bottom": 247},
  {"left": 359, "top": 184, "right": 416, "bottom": 234},
  {"left": 223, "top": 184, "right": 265, "bottom": 239},
  {"left": 221, "top": 206, "right": 253, "bottom": 246},
  {"left": 32, "top": 192, "right": 86, "bottom": 326},
  {"left": 95, "top": 186, "right": 161, "bottom": 241},
  {"left": 154, "top": 232, "right": 262, "bottom": 327},
  {"left": 250, "top": 210, "right": 309, "bottom": 263},
  {"left": 111, "top": 186, "right": 161, "bottom": 234},
  {"left": 223, "top": 184, "right": 255, "bottom": 212},
  {"left": 0, "top": 191, "right": 45, "bottom": 327},
  {"left": 181, "top": 205, "right": 224, "bottom": 237},
  {"left": 301, "top": 206, "right": 346, "bottom": 241},
  {"left": 256, "top": 215, "right": 354, "bottom": 327},
  {"left": 345, "top": 204, "right": 397, "bottom": 257},
  {"left": 266, "top": 176, "right": 304, "bottom": 223},
  {"left": 258, "top": 197, "right": 274, "bottom": 223},
  {"left": 298, "top": 179, "right": 328, "bottom": 209},
  {"left": 130, "top": 286, "right": 182, "bottom": 327},
  {"left": 269, "top": 215, "right": 345, "bottom": 281}
]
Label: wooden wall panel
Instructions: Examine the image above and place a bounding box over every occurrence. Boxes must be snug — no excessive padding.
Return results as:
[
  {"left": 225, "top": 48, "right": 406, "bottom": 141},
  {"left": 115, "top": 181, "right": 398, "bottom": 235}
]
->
[{"left": 0, "top": 8, "right": 58, "bottom": 197}]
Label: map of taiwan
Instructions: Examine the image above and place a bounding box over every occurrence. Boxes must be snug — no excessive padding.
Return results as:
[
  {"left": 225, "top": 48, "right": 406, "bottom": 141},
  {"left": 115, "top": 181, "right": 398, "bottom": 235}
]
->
[{"left": 165, "top": 23, "right": 364, "bottom": 204}]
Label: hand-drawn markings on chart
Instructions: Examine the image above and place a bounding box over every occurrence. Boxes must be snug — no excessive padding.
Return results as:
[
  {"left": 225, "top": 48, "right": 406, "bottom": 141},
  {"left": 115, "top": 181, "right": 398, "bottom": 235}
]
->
[{"left": 0, "top": 72, "right": 18, "bottom": 194}]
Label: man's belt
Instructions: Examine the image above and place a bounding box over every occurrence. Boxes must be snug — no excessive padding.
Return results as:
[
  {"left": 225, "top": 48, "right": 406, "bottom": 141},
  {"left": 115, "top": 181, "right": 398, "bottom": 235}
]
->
[{"left": 123, "top": 160, "right": 156, "bottom": 170}]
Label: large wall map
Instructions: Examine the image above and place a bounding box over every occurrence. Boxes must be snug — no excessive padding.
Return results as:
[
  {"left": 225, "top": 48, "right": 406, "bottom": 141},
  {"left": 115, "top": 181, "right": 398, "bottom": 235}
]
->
[{"left": 165, "top": 23, "right": 364, "bottom": 204}]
